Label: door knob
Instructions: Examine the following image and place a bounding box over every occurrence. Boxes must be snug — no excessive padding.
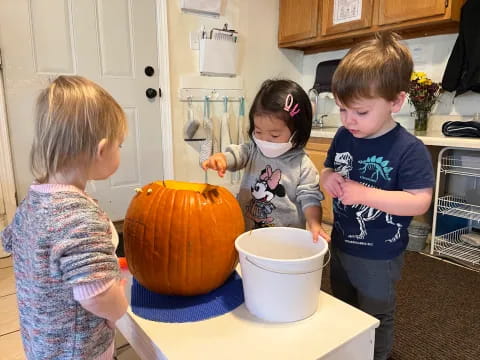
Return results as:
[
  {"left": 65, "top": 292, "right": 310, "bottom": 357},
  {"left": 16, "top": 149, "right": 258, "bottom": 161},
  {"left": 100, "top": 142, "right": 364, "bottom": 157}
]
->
[
  {"left": 144, "top": 66, "right": 155, "bottom": 76},
  {"left": 146, "top": 88, "right": 157, "bottom": 99}
]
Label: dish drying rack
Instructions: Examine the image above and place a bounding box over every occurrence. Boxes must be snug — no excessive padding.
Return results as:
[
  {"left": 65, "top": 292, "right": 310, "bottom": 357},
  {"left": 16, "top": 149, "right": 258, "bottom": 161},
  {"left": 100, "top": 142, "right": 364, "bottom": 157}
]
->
[{"left": 430, "top": 147, "right": 480, "bottom": 270}]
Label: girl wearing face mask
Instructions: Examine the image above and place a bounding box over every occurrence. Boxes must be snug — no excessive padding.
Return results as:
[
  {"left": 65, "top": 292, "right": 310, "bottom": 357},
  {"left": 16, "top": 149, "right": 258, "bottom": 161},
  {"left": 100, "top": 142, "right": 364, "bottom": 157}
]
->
[{"left": 201, "top": 79, "right": 330, "bottom": 242}]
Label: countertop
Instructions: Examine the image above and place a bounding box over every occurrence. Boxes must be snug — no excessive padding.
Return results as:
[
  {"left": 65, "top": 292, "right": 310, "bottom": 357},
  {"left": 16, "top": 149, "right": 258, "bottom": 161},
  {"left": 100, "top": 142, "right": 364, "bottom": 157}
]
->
[
  {"left": 310, "top": 126, "right": 479, "bottom": 149},
  {"left": 116, "top": 270, "right": 380, "bottom": 360}
]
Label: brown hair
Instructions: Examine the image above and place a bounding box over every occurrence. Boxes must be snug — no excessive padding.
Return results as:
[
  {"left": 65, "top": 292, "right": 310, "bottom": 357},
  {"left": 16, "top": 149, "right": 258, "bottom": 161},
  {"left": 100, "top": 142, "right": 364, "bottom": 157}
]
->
[
  {"left": 31, "top": 75, "right": 127, "bottom": 183},
  {"left": 332, "top": 32, "right": 413, "bottom": 106}
]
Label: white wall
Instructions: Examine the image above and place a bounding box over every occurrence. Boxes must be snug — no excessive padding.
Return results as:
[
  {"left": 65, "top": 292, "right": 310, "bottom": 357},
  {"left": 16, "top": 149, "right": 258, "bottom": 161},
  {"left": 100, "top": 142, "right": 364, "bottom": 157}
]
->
[
  {"left": 302, "top": 34, "right": 480, "bottom": 121},
  {"left": 167, "top": 0, "right": 303, "bottom": 186}
]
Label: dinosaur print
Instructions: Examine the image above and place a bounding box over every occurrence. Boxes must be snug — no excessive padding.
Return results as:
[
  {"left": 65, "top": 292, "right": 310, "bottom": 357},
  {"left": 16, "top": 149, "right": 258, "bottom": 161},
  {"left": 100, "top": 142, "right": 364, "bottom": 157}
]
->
[
  {"left": 333, "top": 152, "right": 401, "bottom": 243},
  {"left": 358, "top": 155, "right": 393, "bottom": 182}
]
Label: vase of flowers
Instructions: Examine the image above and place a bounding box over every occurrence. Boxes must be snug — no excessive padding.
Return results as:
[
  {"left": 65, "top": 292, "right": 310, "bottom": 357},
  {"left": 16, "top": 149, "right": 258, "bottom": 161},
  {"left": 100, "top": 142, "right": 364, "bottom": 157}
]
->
[{"left": 408, "top": 71, "right": 441, "bottom": 132}]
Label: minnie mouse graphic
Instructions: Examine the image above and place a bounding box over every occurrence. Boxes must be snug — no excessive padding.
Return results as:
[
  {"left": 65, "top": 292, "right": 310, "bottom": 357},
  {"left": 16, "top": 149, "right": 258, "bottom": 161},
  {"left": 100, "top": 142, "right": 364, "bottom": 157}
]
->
[{"left": 246, "top": 165, "right": 286, "bottom": 228}]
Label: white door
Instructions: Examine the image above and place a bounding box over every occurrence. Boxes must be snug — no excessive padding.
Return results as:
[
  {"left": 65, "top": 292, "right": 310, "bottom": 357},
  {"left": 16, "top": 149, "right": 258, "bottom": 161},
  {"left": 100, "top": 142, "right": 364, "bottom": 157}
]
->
[{"left": 0, "top": 0, "right": 173, "bottom": 220}]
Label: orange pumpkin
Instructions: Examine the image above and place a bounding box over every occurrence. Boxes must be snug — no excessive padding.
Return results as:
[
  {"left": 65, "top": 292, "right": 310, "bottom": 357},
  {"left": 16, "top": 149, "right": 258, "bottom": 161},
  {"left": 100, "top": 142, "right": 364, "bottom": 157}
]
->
[{"left": 123, "top": 180, "right": 245, "bottom": 296}]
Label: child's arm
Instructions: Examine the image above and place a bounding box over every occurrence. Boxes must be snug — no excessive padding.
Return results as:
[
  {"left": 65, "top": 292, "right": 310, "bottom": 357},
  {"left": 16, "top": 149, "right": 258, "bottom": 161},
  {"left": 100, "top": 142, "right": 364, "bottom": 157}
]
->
[
  {"left": 298, "top": 157, "right": 331, "bottom": 242},
  {"left": 304, "top": 205, "right": 331, "bottom": 243},
  {"left": 339, "top": 180, "right": 432, "bottom": 216},
  {"left": 201, "top": 143, "right": 252, "bottom": 177},
  {"left": 338, "top": 140, "right": 434, "bottom": 216},
  {"left": 0, "top": 225, "right": 13, "bottom": 253},
  {"left": 78, "top": 278, "right": 128, "bottom": 325},
  {"left": 319, "top": 168, "right": 345, "bottom": 198}
]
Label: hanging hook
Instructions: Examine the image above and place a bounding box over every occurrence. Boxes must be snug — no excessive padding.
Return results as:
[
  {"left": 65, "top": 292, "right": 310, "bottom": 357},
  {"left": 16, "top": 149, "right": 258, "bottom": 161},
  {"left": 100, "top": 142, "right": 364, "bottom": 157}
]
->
[
  {"left": 223, "top": 96, "right": 228, "bottom": 113},
  {"left": 210, "top": 90, "right": 219, "bottom": 100},
  {"left": 239, "top": 96, "right": 245, "bottom": 116},
  {"left": 204, "top": 96, "right": 210, "bottom": 119}
]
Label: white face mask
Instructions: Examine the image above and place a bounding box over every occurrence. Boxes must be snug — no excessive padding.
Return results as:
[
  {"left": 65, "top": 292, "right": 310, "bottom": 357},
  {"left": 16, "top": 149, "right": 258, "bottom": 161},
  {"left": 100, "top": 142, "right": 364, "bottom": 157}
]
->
[{"left": 253, "top": 134, "right": 293, "bottom": 158}]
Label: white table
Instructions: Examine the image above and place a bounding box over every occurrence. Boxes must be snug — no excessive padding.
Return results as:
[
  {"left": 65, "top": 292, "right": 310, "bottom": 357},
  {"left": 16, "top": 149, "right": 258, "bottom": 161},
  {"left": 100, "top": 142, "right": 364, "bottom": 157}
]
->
[{"left": 117, "top": 272, "right": 379, "bottom": 360}]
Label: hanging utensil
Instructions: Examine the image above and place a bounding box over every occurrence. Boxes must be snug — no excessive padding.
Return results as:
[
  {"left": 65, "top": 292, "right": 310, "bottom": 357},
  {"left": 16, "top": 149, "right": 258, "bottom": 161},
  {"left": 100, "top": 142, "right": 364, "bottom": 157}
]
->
[{"left": 183, "top": 96, "right": 202, "bottom": 140}]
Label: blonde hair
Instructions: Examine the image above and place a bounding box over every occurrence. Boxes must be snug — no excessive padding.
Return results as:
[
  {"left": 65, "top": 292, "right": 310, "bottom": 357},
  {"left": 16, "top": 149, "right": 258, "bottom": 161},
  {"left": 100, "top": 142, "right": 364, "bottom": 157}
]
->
[
  {"left": 332, "top": 32, "right": 413, "bottom": 106},
  {"left": 31, "top": 75, "right": 127, "bottom": 183}
]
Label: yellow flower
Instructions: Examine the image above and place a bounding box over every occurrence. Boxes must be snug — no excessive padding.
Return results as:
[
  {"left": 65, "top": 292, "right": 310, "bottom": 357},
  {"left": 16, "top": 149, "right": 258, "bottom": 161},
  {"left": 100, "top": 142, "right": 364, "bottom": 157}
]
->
[{"left": 416, "top": 71, "right": 427, "bottom": 79}]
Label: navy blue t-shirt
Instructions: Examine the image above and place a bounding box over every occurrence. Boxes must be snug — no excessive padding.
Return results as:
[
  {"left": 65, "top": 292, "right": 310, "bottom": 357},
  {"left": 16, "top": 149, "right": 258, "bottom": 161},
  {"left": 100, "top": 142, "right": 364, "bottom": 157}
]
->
[{"left": 324, "top": 124, "right": 435, "bottom": 259}]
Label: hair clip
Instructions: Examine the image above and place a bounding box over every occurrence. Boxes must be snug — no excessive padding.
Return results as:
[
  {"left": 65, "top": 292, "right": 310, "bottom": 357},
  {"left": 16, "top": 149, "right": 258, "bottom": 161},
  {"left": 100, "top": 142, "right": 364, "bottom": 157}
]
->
[{"left": 283, "top": 94, "right": 300, "bottom": 117}]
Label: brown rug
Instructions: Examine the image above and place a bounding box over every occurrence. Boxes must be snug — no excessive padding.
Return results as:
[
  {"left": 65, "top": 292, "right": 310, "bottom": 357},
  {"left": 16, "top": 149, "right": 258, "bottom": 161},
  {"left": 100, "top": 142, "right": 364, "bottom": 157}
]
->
[{"left": 321, "top": 251, "right": 480, "bottom": 360}]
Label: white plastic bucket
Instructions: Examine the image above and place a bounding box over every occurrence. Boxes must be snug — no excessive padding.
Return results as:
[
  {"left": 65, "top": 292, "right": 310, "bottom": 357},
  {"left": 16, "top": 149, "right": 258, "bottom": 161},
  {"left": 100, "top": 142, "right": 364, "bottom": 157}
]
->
[{"left": 235, "top": 227, "right": 329, "bottom": 323}]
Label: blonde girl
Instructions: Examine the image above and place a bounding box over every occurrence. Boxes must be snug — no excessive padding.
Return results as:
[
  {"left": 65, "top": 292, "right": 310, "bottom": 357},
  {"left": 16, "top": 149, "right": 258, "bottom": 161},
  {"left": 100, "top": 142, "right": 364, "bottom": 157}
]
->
[{"left": 1, "top": 75, "right": 128, "bottom": 359}]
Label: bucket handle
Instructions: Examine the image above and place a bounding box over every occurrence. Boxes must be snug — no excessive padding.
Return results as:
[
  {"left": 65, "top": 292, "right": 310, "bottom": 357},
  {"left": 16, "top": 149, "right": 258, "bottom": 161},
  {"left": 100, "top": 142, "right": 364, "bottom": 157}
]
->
[{"left": 245, "top": 248, "right": 331, "bottom": 275}]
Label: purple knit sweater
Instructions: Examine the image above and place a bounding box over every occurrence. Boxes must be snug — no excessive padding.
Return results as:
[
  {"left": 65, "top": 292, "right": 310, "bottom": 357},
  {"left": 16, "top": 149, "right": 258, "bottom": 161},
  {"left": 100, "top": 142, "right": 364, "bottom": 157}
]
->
[{"left": 1, "top": 184, "right": 119, "bottom": 359}]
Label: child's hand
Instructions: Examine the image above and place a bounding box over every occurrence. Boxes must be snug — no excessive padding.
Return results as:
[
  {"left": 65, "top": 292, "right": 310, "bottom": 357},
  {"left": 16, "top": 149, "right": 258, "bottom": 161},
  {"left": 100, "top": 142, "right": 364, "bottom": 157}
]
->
[
  {"left": 339, "top": 179, "right": 368, "bottom": 205},
  {"left": 309, "top": 222, "right": 331, "bottom": 243},
  {"left": 201, "top": 153, "right": 227, "bottom": 177},
  {"left": 320, "top": 171, "right": 345, "bottom": 198}
]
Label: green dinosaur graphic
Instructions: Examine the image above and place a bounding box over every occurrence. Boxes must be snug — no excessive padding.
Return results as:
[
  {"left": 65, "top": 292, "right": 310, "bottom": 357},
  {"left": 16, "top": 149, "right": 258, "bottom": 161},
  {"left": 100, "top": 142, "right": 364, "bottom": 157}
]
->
[{"left": 358, "top": 155, "right": 393, "bottom": 182}]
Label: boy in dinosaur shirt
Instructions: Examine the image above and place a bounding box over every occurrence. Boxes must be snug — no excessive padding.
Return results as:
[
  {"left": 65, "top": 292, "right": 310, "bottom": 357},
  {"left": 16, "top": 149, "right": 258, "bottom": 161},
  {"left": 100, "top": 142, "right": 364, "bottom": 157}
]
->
[{"left": 320, "top": 32, "right": 434, "bottom": 360}]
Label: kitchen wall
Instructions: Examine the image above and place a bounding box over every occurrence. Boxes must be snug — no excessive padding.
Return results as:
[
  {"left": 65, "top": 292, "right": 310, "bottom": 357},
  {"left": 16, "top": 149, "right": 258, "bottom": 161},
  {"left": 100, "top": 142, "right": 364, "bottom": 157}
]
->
[
  {"left": 302, "top": 34, "right": 480, "bottom": 124},
  {"left": 167, "top": 0, "right": 303, "bottom": 185},
  {"left": 168, "top": 3, "right": 479, "bottom": 185}
]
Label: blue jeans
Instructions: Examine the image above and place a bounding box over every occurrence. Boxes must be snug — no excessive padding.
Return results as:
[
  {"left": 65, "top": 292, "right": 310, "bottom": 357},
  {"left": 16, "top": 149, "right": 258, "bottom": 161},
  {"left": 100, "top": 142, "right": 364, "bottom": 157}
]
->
[{"left": 330, "top": 245, "right": 404, "bottom": 360}]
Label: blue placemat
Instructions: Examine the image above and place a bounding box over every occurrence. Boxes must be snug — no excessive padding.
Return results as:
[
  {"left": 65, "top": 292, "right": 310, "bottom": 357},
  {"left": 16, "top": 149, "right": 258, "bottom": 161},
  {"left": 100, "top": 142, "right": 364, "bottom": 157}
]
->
[{"left": 131, "top": 272, "right": 244, "bottom": 323}]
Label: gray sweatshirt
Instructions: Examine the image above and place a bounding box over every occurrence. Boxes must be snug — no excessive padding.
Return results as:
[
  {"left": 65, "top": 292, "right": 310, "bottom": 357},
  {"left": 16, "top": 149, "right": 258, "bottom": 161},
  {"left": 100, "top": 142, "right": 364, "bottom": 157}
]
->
[{"left": 224, "top": 142, "right": 323, "bottom": 230}]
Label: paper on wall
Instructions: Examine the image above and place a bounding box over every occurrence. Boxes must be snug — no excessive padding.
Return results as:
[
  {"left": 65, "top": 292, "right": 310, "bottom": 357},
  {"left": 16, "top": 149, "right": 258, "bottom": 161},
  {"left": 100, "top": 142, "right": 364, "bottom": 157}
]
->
[
  {"left": 180, "top": 0, "right": 222, "bottom": 17},
  {"left": 333, "top": 0, "right": 362, "bottom": 25}
]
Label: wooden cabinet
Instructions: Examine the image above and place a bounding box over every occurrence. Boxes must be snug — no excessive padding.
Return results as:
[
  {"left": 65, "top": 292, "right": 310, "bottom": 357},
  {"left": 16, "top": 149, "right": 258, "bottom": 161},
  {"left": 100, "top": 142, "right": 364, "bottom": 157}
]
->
[
  {"left": 278, "top": 0, "right": 320, "bottom": 43},
  {"left": 378, "top": 0, "right": 448, "bottom": 25},
  {"left": 322, "top": 0, "right": 374, "bottom": 36},
  {"left": 278, "top": 0, "right": 465, "bottom": 53},
  {"left": 305, "top": 138, "right": 334, "bottom": 224}
]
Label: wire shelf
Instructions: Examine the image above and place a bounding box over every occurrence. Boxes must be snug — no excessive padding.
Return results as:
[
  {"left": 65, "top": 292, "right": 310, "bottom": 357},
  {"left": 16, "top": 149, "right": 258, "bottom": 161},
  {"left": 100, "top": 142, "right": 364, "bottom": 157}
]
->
[
  {"left": 433, "top": 227, "right": 480, "bottom": 268},
  {"left": 437, "top": 195, "right": 480, "bottom": 221},
  {"left": 440, "top": 155, "right": 480, "bottom": 177}
]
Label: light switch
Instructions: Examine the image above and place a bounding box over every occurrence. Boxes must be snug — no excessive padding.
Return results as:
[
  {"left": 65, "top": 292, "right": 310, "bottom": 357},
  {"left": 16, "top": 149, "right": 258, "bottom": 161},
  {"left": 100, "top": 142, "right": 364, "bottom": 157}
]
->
[{"left": 190, "top": 31, "right": 200, "bottom": 50}]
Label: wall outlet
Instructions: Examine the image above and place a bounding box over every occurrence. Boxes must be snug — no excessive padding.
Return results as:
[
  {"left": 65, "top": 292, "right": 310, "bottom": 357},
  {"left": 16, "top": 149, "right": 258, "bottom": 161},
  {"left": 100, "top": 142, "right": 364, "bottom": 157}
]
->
[{"left": 189, "top": 31, "right": 200, "bottom": 50}]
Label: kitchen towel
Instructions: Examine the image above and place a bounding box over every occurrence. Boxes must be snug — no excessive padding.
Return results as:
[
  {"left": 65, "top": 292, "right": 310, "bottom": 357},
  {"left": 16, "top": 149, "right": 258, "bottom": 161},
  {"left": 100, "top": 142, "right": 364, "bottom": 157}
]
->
[
  {"left": 199, "top": 96, "right": 216, "bottom": 164},
  {"left": 232, "top": 97, "right": 245, "bottom": 184},
  {"left": 441, "top": 0, "right": 480, "bottom": 95},
  {"left": 442, "top": 120, "right": 480, "bottom": 137},
  {"left": 130, "top": 271, "right": 244, "bottom": 323},
  {"left": 220, "top": 97, "right": 231, "bottom": 152}
]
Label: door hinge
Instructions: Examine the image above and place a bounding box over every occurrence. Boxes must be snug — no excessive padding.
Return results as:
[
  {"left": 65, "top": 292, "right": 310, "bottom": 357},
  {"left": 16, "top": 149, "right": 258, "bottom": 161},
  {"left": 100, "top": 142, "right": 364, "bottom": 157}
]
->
[
  {"left": 0, "top": 49, "right": 3, "bottom": 70},
  {"left": 445, "top": 0, "right": 449, "bottom": 8}
]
